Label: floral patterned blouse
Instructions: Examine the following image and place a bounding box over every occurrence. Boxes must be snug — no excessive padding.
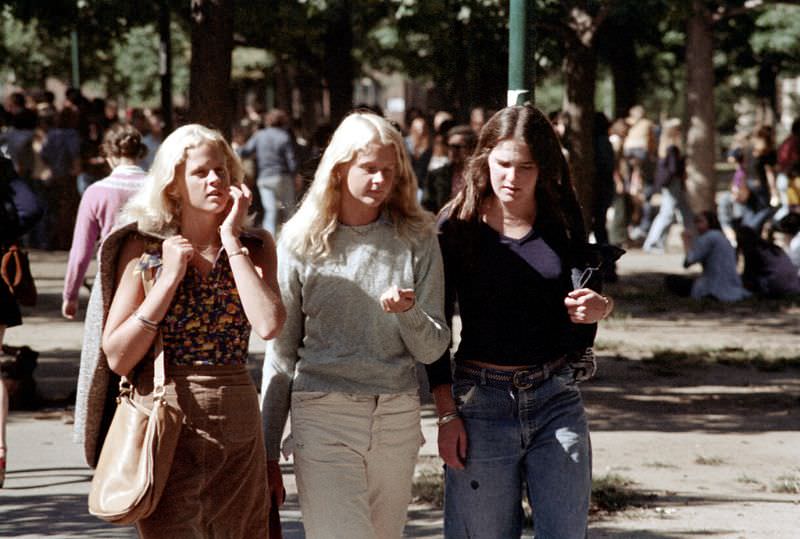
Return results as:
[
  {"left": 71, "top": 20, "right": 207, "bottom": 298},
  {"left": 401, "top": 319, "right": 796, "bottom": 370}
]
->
[{"left": 136, "top": 245, "right": 251, "bottom": 366}]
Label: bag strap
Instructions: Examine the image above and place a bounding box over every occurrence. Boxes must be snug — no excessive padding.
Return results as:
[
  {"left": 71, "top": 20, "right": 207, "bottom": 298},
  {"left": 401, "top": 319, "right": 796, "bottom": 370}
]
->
[
  {"left": 119, "top": 250, "right": 166, "bottom": 400},
  {"left": 139, "top": 258, "right": 166, "bottom": 399}
]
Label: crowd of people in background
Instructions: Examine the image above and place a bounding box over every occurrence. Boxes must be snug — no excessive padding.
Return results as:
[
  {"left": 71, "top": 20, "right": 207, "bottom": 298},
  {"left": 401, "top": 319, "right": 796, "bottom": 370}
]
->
[
  {"left": 582, "top": 104, "right": 800, "bottom": 302},
  {"left": 2, "top": 83, "right": 800, "bottom": 536}
]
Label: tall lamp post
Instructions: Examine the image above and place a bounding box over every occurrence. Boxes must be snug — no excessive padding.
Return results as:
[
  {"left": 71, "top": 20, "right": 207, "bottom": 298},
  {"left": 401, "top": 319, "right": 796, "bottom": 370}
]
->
[
  {"left": 70, "top": 29, "right": 80, "bottom": 88},
  {"left": 507, "top": 0, "right": 533, "bottom": 106}
]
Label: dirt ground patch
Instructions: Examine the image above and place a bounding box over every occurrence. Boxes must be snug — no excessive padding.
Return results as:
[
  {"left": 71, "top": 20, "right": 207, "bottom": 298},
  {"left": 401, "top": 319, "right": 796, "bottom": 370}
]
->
[{"left": 581, "top": 249, "right": 800, "bottom": 538}]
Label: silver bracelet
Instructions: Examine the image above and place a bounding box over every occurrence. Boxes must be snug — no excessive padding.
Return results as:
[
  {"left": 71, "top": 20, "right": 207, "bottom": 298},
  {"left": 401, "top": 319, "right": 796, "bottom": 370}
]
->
[
  {"left": 133, "top": 311, "right": 159, "bottom": 331},
  {"left": 436, "top": 412, "right": 461, "bottom": 427}
]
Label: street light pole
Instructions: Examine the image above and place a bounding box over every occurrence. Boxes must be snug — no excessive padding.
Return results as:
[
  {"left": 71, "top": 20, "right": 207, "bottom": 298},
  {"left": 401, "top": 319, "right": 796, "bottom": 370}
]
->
[
  {"left": 507, "top": 0, "right": 532, "bottom": 106},
  {"left": 70, "top": 29, "right": 80, "bottom": 88}
]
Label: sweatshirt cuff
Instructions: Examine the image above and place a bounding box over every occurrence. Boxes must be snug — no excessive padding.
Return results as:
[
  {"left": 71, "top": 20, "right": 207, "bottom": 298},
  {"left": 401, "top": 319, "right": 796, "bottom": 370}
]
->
[{"left": 395, "top": 303, "right": 428, "bottom": 327}]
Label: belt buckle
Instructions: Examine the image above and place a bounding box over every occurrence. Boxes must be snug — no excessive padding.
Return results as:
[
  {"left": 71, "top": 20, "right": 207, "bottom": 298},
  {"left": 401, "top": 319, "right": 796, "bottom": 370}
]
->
[{"left": 512, "top": 369, "right": 534, "bottom": 390}]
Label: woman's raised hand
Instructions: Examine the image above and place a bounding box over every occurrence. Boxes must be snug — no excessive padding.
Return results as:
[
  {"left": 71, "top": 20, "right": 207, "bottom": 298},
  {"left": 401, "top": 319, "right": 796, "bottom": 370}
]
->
[
  {"left": 220, "top": 184, "right": 253, "bottom": 241},
  {"left": 161, "top": 235, "right": 194, "bottom": 285},
  {"left": 564, "top": 288, "right": 612, "bottom": 324}
]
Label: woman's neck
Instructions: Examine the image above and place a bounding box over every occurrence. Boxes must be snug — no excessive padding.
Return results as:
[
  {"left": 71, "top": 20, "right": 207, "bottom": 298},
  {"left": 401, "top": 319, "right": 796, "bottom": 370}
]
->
[
  {"left": 179, "top": 212, "right": 222, "bottom": 247},
  {"left": 108, "top": 157, "right": 138, "bottom": 169},
  {"left": 339, "top": 201, "right": 382, "bottom": 226},
  {"left": 482, "top": 197, "right": 536, "bottom": 239}
]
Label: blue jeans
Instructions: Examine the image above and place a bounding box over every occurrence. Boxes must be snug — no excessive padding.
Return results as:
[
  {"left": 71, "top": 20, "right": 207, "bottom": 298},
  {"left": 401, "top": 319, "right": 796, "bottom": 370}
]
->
[
  {"left": 444, "top": 367, "right": 591, "bottom": 539},
  {"left": 257, "top": 174, "right": 296, "bottom": 235},
  {"left": 643, "top": 181, "right": 695, "bottom": 251}
]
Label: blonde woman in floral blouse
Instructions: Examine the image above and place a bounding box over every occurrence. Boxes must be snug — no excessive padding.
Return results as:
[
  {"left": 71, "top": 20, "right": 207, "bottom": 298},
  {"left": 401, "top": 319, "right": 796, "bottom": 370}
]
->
[{"left": 98, "top": 124, "right": 285, "bottom": 537}]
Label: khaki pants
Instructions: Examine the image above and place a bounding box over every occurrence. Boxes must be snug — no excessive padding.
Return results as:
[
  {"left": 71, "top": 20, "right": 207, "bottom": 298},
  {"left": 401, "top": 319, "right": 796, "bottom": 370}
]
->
[
  {"left": 134, "top": 364, "right": 269, "bottom": 539},
  {"left": 290, "top": 392, "right": 423, "bottom": 539}
]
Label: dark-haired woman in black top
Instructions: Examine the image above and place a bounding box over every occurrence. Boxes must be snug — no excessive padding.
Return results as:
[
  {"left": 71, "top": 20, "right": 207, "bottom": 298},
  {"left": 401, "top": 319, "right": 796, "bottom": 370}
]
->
[{"left": 427, "top": 105, "right": 614, "bottom": 539}]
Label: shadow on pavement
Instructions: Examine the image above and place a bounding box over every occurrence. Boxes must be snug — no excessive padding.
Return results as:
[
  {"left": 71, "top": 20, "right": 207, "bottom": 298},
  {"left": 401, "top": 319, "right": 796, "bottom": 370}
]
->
[
  {"left": 584, "top": 356, "right": 800, "bottom": 433},
  {"left": 0, "top": 494, "right": 136, "bottom": 538}
]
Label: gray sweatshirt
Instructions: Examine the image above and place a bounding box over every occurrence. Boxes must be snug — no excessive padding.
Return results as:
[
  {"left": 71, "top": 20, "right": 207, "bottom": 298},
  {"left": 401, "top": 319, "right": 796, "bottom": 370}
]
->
[{"left": 260, "top": 218, "right": 451, "bottom": 459}]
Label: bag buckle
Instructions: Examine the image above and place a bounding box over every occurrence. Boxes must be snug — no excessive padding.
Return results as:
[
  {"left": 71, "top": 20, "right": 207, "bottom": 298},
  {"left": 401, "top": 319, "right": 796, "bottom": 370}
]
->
[{"left": 118, "top": 377, "right": 133, "bottom": 397}]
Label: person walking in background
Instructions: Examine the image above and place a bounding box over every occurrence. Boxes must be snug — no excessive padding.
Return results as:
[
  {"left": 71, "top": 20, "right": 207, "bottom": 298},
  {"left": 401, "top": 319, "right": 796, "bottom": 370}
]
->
[
  {"left": 428, "top": 105, "right": 613, "bottom": 539},
  {"left": 237, "top": 108, "right": 298, "bottom": 235},
  {"left": 666, "top": 211, "right": 751, "bottom": 302},
  {"left": 404, "top": 114, "right": 433, "bottom": 194},
  {"left": 38, "top": 105, "right": 82, "bottom": 250},
  {"left": 751, "top": 125, "right": 779, "bottom": 208},
  {"left": 422, "top": 124, "right": 477, "bottom": 213},
  {"left": 61, "top": 124, "right": 148, "bottom": 320},
  {"left": 624, "top": 105, "right": 657, "bottom": 241},
  {"left": 643, "top": 118, "right": 695, "bottom": 253},
  {"left": 592, "top": 112, "right": 617, "bottom": 281},
  {"left": 76, "top": 124, "right": 285, "bottom": 537},
  {"left": 261, "top": 111, "right": 450, "bottom": 539},
  {"left": 1, "top": 153, "right": 44, "bottom": 488}
]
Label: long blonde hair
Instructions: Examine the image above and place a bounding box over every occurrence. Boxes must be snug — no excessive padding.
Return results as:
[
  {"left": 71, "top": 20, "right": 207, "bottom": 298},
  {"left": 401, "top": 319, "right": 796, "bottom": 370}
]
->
[
  {"left": 281, "top": 111, "right": 433, "bottom": 258},
  {"left": 121, "top": 124, "right": 245, "bottom": 235}
]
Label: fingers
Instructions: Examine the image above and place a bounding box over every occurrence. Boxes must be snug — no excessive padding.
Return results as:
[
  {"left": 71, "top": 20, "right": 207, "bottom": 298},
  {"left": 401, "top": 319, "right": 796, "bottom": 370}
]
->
[
  {"left": 62, "top": 300, "right": 77, "bottom": 319},
  {"left": 379, "top": 286, "right": 416, "bottom": 313},
  {"left": 267, "top": 460, "right": 285, "bottom": 507},
  {"left": 438, "top": 420, "right": 467, "bottom": 470},
  {"left": 564, "top": 289, "right": 606, "bottom": 323}
]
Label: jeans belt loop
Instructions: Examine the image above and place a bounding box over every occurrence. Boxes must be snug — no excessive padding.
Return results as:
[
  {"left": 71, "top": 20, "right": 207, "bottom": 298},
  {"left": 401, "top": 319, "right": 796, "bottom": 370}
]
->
[{"left": 480, "top": 369, "right": 487, "bottom": 386}]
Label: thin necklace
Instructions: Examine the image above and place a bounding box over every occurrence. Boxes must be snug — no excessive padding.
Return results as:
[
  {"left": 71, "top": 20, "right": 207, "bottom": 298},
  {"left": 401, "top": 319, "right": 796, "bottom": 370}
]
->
[{"left": 193, "top": 241, "right": 221, "bottom": 252}]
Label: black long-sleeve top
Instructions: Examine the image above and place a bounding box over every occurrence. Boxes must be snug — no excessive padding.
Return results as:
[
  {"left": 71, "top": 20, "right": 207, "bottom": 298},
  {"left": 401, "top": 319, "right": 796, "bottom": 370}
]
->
[{"left": 426, "top": 218, "right": 590, "bottom": 388}]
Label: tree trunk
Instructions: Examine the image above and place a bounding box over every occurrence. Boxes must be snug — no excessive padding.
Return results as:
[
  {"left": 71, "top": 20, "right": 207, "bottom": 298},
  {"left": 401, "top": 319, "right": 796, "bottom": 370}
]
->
[
  {"left": 322, "top": 0, "right": 354, "bottom": 126},
  {"left": 158, "top": 0, "right": 173, "bottom": 134},
  {"left": 605, "top": 29, "right": 639, "bottom": 120},
  {"left": 189, "top": 0, "right": 234, "bottom": 135},
  {"left": 563, "top": 38, "right": 597, "bottom": 231},
  {"left": 685, "top": 2, "right": 716, "bottom": 213}
]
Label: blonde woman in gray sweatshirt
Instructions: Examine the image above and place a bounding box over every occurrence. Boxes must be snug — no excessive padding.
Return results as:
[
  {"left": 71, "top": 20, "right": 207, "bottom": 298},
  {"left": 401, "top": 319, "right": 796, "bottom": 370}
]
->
[{"left": 261, "top": 111, "right": 450, "bottom": 539}]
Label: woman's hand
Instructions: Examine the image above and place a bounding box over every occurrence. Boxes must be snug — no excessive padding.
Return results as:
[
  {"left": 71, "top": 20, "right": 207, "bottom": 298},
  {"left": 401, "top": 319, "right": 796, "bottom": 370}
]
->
[
  {"left": 564, "top": 288, "right": 612, "bottom": 324},
  {"left": 62, "top": 299, "right": 78, "bottom": 319},
  {"left": 220, "top": 184, "right": 253, "bottom": 242},
  {"left": 438, "top": 418, "right": 468, "bottom": 470},
  {"left": 267, "top": 459, "right": 286, "bottom": 507},
  {"left": 161, "top": 235, "right": 194, "bottom": 285},
  {"left": 380, "top": 285, "right": 415, "bottom": 313}
]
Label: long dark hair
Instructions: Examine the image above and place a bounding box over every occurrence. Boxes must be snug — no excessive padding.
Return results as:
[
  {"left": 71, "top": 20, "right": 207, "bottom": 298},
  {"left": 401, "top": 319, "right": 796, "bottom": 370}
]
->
[{"left": 441, "top": 105, "right": 586, "bottom": 254}]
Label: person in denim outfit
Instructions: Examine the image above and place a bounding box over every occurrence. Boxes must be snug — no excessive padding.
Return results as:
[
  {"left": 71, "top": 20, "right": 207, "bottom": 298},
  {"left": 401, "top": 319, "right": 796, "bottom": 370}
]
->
[
  {"left": 426, "top": 105, "right": 614, "bottom": 539},
  {"left": 237, "top": 108, "right": 298, "bottom": 235}
]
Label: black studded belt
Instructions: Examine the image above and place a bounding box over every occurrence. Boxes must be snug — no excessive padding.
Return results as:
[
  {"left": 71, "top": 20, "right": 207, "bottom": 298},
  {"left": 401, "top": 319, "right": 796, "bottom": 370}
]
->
[{"left": 455, "top": 356, "right": 569, "bottom": 390}]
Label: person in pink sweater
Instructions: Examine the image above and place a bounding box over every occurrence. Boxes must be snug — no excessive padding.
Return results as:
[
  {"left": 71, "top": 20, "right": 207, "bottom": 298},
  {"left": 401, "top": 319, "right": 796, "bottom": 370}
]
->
[{"left": 62, "top": 124, "right": 147, "bottom": 319}]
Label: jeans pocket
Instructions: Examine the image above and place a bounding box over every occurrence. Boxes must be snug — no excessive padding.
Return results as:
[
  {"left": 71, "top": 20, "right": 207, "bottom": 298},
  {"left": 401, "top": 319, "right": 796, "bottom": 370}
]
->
[{"left": 451, "top": 379, "right": 477, "bottom": 410}]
